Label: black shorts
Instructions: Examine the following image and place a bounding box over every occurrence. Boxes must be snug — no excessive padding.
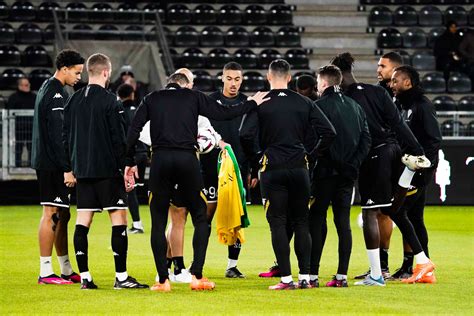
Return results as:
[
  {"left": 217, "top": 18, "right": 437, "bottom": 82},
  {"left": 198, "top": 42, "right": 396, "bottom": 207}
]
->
[
  {"left": 36, "top": 170, "right": 70, "bottom": 208},
  {"left": 76, "top": 177, "right": 128, "bottom": 212},
  {"left": 359, "top": 143, "right": 402, "bottom": 210}
]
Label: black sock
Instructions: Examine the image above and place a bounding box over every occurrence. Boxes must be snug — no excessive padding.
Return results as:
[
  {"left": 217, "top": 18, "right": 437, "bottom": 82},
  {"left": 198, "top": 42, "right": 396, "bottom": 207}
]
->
[
  {"left": 167, "top": 258, "right": 173, "bottom": 269},
  {"left": 111, "top": 225, "right": 128, "bottom": 273},
  {"left": 402, "top": 252, "right": 414, "bottom": 271},
  {"left": 380, "top": 248, "right": 389, "bottom": 270},
  {"left": 173, "top": 256, "right": 185, "bottom": 274},
  {"left": 228, "top": 239, "right": 242, "bottom": 261},
  {"left": 74, "top": 225, "right": 89, "bottom": 273}
]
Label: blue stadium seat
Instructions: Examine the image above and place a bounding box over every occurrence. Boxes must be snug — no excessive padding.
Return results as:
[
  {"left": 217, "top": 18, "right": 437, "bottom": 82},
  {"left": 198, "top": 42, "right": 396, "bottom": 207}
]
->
[
  {"left": 377, "top": 28, "right": 402, "bottom": 48},
  {"left": 0, "top": 23, "right": 15, "bottom": 44},
  {"left": 193, "top": 70, "right": 214, "bottom": 92},
  {"left": 22, "top": 45, "right": 51, "bottom": 66},
  {"left": 0, "top": 45, "right": 21, "bottom": 66},
  {"left": 275, "top": 26, "right": 301, "bottom": 47},
  {"left": 0, "top": 1, "right": 8, "bottom": 20},
  {"left": 180, "top": 48, "right": 206, "bottom": 69},
  {"left": 268, "top": 5, "right": 293, "bottom": 25},
  {"left": 0, "top": 68, "right": 25, "bottom": 90},
  {"left": 15, "top": 23, "right": 42, "bottom": 44},
  {"left": 445, "top": 6, "right": 468, "bottom": 26},
  {"left": 419, "top": 6, "right": 443, "bottom": 26},
  {"left": 433, "top": 95, "right": 457, "bottom": 111},
  {"left": 38, "top": 1, "right": 62, "bottom": 22},
  {"left": 234, "top": 48, "right": 259, "bottom": 69},
  {"left": 29, "top": 69, "right": 52, "bottom": 91},
  {"left": 402, "top": 28, "right": 427, "bottom": 48},
  {"left": 368, "top": 6, "right": 393, "bottom": 26},
  {"left": 116, "top": 3, "right": 140, "bottom": 23},
  {"left": 241, "top": 71, "right": 267, "bottom": 92},
  {"left": 217, "top": 5, "right": 242, "bottom": 25},
  {"left": 393, "top": 6, "right": 417, "bottom": 26},
  {"left": 285, "top": 49, "right": 309, "bottom": 69},
  {"left": 200, "top": 26, "right": 224, "bottom": 47},
  {"left": 447, "top": 72, "right": 472, "bottom": 93},
  {"left": 174, "top": 26, "right": 199, "bottom": 47},
  {"left": 167, "top": 4, "right": 191, "bottom": 25},
  {"left": 259, "top": 49, "right": 283, "bottom": 69},
  {"left": 207, "top": 48, "right": 232, "bottom": 69},
  {"left": 250, "top": 27, "right": 275, "bottom": 47},
  {"left": 427, "top": 27, "right": 445, "bottom": 48},
  {"left": 422, "top": 72, "right": 446, "bottom": 93},
  {"left": 243, "top": 5, "right": 267, "bottom": 25},
  {"left": 69, "top": 24, "right": 93, "bottom": 41},
  {"left": 411, "top": 51, "right": 435, "bottom": 70},
  {"left": 458, "top": 96, "right": 474, "bottom": 111},
  {"left": 10, "top": 1, "right": 36, "bottom": 21},
  {"left": 225, "top": 26, "right": 250, "bottom": 47},
  {"left": 65, "top": 3, "right": 88, "bottom": 22},
  {"left": 193, "top": 4, "right": 216, "bottom": 25}
]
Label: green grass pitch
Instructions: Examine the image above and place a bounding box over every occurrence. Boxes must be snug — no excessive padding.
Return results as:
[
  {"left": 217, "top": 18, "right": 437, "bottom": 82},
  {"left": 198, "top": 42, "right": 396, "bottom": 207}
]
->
[{"left": 0, "top": 205, "right": 472, "bottom": 314}]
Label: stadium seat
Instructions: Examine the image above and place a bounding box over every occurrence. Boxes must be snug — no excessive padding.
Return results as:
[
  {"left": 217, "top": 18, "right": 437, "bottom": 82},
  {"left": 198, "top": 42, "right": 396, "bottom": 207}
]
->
[
  {"left": 268, "top": 5, "right": 293, "bottom": 25},
  {"left": 143, "top": 3, "right": 165, "bottom": 22},
  {"left": 393, "top": 6, "right": 418, "bottom": 26},
  {"left": 38, "top": 1, "right": 63, "bottom": 22},
  {"left": 90, "top": 3, "right": 114, "bottom": 23},
  {"left": 15, "top": 23, "right": 42, "bottom": 44},
  {"left": 402, "top": 28, "right": 427, "bottom": 48},
  {"left": 180, "top": 48, "right": 206, "bottom": 69},
  {"left": 285, "top": 49, "right": 309, "bottom": 69},
  {"left": 377, "top": 28, "right": 403, "bottom": 48},
  {"left": 22, "top": 45, "right": 51, "bottom": 66},
  {"left": 0, "top": 1, "right": 8, "bottom": 20},
  {"left": 396, "top": 50, "right": 412, "bottom": 65},
  {"left": 0, "top": 23, "right": 15, "bottom": 44},
  {"left": 174, "top": 26, "right": 199, "bottom": 47},
  {"left": 368, "top": 6, "right": 393, "bottom": 26},
  {"left": 213, "top": 71, "right": 223, "bottom": 90},
  {"left": 217, "top": 5, "right": 242, "bottom": 25},
  {"left": 234, "top": 48, "right": 259, "bottom": 69},
  {"left": 458, "top": 96, "right": 474, "bottom": 111},
  {"left": 447, "top": 72, "right": 472, "bottom": 93},
  {"left": 467, "top": 120, "right": 474, "bottom": 137},
  {"left": 470, "top": 8, "right": 474, "bottom": 26},
  {"left": 422, "top": 72, "right": 446, "bottom": 93},
  {"left": 419, "top": 6, "right": 443, "bottom": 26},
  {"left": 225, "top": 27, "right": 250, "bottom": 47},
  {"left": 9, "top": 1, "right": 36, "bottom": 21},
  {"left": 427, "top": 27, "right": 445, "bottom": 48},
  {"left": 167, "top": 4, "right": 191, "bottom": 25},
  {"left": 96, "top": 25, "right": 121, "bottom": 41},
  {"left": 275, "top": 26, "right": 301, "bottom": 47},
  {"left": 168, "top": 48, "right": 180, "bottom": 68},
  {"left": 123, "top": 25, "right": 145, "bottom": 42},
  {"left": 68, "top": 24, "right": 94, "bottom": 41},
  {"left": 411, "top": 51, "right": 435, "bottom": 70},
  {"left": 243, "top": 5, "right": 267, "bottom": 25},
  {"left": 116, "top": 3, "right": 140, "bottom": 23},
  {"left": 259, "top": 48, "right": 283, "bottom": 69},
  {"left": 0, "top": 45, "right": 21, "bottom": 66},
  {"left": 433, "top": 95, "right": 457, "bottom": 111},
  {"left": 207, "top": 48, "right": 232, "bottom": 69},
  {"left": 0, "top": 68, "right": 25, "bottom": 90},
  {"left": 193, "top": 70, "right": 214, "bottom": 92},
  {"left": 200, "top": 26, "right": 224, "bottom": 47},
  {"left": 457, "top": 27, "right": 470, "bottom": 39},
  {"left": 29, "top": 69, "right": 52, "bottom": 90},
  {"left": 147, "top": 26, "right": 174, "bottom": 44},
  {"left": 241, "top": 71, "right": 266, "bottom": 92},
  {"left": 250, "top": 27, "right": 275, "bottom": 47},
  {"left": 193, "top": 4, "right": 216, "bottom": 25},
  {"left": 65, "top": 3, "right": 88, "bottom": 22},
  {"left": 441, "top": 120, "right": 463, "bottom": 137},
  {"left": 43, "top": 23, "right": 63, "bottom": 44},
  {"left": 445, "top": 6, "right": 468, "bottom": 26}
]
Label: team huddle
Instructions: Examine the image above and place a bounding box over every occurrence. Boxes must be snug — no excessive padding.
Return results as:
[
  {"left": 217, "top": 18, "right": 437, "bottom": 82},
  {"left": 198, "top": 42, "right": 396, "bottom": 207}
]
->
[{"left": 32, "top": 48, "right": 441, "bottom": 291}]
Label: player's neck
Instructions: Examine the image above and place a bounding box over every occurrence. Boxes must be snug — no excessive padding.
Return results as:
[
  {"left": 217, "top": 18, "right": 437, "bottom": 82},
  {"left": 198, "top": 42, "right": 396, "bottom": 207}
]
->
[
  {"left": 88, "top": 78, "right": 106, "bottom": 88},
  {"left": 222, "top": 91, "right": 238, "bottom": 99},
  {"left": 53, "top": 71, "right": 66, "bottom": 86},
  {"left": 270, "top": 83, "right": 288, "bottom": 90}
]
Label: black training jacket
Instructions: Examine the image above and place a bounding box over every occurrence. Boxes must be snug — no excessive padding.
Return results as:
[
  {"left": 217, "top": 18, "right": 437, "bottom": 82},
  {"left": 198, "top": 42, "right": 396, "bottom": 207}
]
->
[
  {"left": 63, "top": 84, "right": 127, "bottom": 178},
  {"left": 122, "top": 99, "right": 148, "bottom": 160},
  {"left": 395, "top": 87, "right": 442, "bottom": 186},
  {"left": 240, "top": 89, "right": 336, "bottom": 171},
  {"left": 344, "top": 82, "right": 423, "bottom": 155},
  {"left": 313, "top": 86, "right": 371, "bottom": 180},
  {"left": 31, "top": 77, "right": 70, "bottom": 171},
  {"left": 125, "top": 83, "right": 257, "bottom": 165}
]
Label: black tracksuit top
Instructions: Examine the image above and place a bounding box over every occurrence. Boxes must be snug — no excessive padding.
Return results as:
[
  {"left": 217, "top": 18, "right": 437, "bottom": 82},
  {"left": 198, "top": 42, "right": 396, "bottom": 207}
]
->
[
  {"left": 240, "top": 89, "right": 336, "bottom": 170},
  {"left": 125, "top": 83, "right": 257, "bottom": 165},
  {"left": 63, "top": 84, "right": 127, "bottom": 178}
]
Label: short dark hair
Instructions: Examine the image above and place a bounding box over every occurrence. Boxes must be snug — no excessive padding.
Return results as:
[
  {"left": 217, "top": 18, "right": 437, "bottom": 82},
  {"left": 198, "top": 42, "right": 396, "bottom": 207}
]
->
[
  {"left": 381, "top": 51, "right": 403, "bottom": 66},
  {"left": 318, "top": 65, "right": 342, "bottom": 86},
  {"left": 117, "top": 83, "right": 134, "bottom": 99},
  {"left": 168, "top": 73, "right": 189, "bottom": 85},
  {"left": 296, "top": 75, "right": 316, "bottom": 91},
  {"left": 446, "top": 20, "right": 457, "bottom": 28},
  {"left": 86, "top": 53, "right": 111, "bottom": 76},
  {"left": 55, "top": 49, "right": 85, "bottom": 70},
  {"left": 394, "top": 65, "right": 421, "bottom": 88},
  {"left": 330, "top": 52, "right": 354, "bottom": 73},
  {"left": 223, "top": 62, "right": 243, "bottom": 72},
  {"left": 269, "top": 59, "right": 291, "bottom": 77}
]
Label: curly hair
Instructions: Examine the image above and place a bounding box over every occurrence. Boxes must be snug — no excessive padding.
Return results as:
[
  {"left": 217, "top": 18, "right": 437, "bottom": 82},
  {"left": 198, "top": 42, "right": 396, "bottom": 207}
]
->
[
  {"left": 55, "top": 49, "right": 85, "bottom": 70},
  {"left": 330, "top": 52, "right": 355, "bottom": 73}
]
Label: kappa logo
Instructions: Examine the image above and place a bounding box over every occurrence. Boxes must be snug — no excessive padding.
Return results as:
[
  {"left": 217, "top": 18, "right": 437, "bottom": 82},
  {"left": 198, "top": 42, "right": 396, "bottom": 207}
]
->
[
  {"left": 366, "top": 199, "right": 375, "bottom": 205},
  {"left": 121, "top": 230, "right": 126, "bottom": 236},
  {"left": 217, "top": 100, "right": 223, "bottom": 105},
  {"left": 117, "top": 199, "right": 125, "bottom": 205},
  {"left": 76, "top": 251, "right": 85, "bottom": 255},
  {"left": 407, "top": 109, "right": 413, "bottom": 119},
  {"left": 357, "top": 85, "right": 364, "bottom": 90},
  {"left": 53, "top": 197, "right": 63, "bottom": 203},
  {"left": 278, "top": 92, "right": 287, "bottom": 97},
  {"left": 113, "top": 252, "right": 119, "bottom": 256},
  {"left": 53, "top": 93, "right": 63, "bottom": 99}
]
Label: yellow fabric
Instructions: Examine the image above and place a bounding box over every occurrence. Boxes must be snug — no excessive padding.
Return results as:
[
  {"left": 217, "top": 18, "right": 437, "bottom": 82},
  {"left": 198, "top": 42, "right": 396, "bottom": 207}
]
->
[{"left": 216, "top": 150, "right": 245, "bottom": 246}]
